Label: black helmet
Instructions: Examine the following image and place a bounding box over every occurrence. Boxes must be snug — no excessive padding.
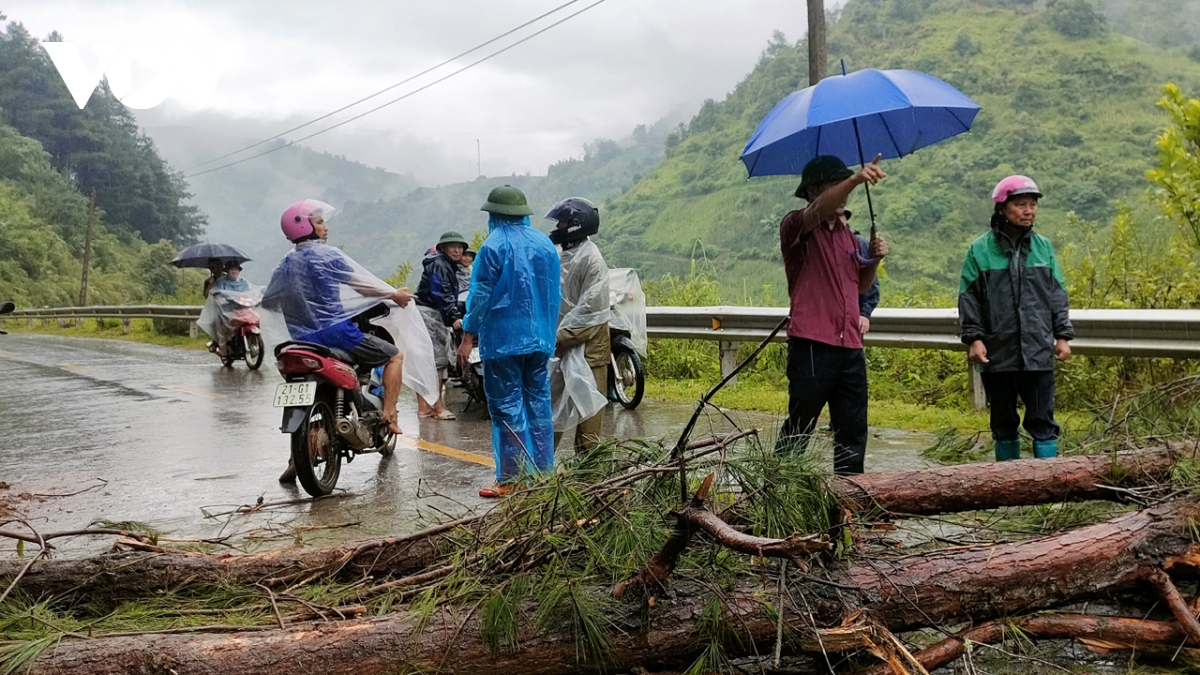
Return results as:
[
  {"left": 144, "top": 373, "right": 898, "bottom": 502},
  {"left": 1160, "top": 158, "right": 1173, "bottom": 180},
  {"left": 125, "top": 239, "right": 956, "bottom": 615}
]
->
[{"left": 545, "top": 197, "right": 599, "bottom": 247}]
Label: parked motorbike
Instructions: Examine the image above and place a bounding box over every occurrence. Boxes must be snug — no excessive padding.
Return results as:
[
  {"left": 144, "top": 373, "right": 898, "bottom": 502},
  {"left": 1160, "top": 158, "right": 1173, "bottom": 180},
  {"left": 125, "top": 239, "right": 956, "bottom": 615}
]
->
[
  {"left": 201, "top": 288, "right": 264, "bottom": 370},
  {"left": 607, "top": 269, "right": 647, "bottom": 410},
  {"left": 608, "top": 327, "right": 644, "bottom": 409},
  {"left": 450, "top": 328, "right": 487, "bottom": 412},
  {"left": 0, "top": 301, "right": 13, "bottom": 334},
  {"left": 273, "top": 304, "right": 396, "bottom": 498}
]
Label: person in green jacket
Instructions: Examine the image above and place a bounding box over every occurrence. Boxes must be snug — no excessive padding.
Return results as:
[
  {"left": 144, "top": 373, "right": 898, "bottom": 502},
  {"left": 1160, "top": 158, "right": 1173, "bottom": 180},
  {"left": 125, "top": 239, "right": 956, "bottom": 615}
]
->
[{"left": 958, "top": 175, "right": 1074, "bottom": 461}]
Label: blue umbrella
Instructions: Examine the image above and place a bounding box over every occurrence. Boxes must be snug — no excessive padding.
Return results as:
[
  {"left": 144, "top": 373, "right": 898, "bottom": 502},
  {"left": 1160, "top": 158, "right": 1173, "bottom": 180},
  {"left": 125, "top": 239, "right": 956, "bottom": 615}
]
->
[
  {"left": 741, "top": 67, "right": 980, "bottom": 176},
  {"left": 170, "top": 243, "right": 252, "bottom": 269},
  {"left": 741, "top": 65, "right": 979, "bottom": 261}
]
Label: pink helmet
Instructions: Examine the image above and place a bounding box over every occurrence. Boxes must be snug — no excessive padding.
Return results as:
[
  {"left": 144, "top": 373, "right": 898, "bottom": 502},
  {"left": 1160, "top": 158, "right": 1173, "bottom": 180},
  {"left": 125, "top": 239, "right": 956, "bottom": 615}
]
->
[
  {"left": 280, "top": 199, "right": 336, "bottom": 242},
  {"left": 991, "top": 175, "right": 1041, "bottom": 205}
]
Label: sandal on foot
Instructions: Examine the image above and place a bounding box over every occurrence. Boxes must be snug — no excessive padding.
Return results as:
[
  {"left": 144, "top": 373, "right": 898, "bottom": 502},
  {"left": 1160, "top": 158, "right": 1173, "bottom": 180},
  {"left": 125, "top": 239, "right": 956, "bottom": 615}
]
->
[
  {"left": 478, "top": 484, "right": 515, "bottom": 498},
  {"left": 433, "top": 409, "right": 457, "bottom": 420}
]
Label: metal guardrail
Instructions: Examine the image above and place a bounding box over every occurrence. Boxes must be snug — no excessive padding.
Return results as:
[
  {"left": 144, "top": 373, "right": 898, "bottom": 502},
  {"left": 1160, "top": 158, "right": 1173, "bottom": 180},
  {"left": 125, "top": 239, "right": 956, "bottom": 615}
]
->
[
  {"left": 8, "top": 305, "right": 204, "bottom": 321},
  {"left": 648, "top": 306, "right": 1200, "bottom": 359},
  {"left": 6, "top": 304, "right": 1200, "bottom": 359}
]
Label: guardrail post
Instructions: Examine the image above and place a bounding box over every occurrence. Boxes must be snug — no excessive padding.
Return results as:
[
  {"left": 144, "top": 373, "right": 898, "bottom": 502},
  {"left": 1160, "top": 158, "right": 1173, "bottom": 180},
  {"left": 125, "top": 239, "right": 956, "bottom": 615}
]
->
[
  {"left": 968, "top": 358, "right": 987, "bottom": 411},
  {"left": 719, "top": 341, "right": 740, "bottom": 386},
  {"left": 188, "top": 321, "right": 199, "bottom": 339},
  {"left": 122, "top": 318, "right": 131, "bottom": 334}
]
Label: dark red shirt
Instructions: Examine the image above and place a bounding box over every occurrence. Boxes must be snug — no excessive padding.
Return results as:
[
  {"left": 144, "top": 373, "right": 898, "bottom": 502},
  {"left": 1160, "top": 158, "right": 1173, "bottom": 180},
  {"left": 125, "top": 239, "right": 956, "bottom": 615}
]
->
[{"left": 779, "top": 208, "right": 865, "bottom": 348}]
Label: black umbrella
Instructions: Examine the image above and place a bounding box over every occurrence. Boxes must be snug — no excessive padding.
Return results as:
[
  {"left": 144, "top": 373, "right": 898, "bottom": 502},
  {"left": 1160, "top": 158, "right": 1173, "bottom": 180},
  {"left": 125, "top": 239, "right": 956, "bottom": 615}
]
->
[{"left": 170, "top": 243, "right": 252, "bottom": 269}]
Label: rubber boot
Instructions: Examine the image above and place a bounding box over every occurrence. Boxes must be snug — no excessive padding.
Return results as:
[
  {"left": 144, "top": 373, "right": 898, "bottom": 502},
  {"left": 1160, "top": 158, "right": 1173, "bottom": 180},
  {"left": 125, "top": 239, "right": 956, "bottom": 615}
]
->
[
  {"left": 1033, "top": 439, "right": 1058, "bottom": 459},
  {"left": 993, "top": 438, "right": 1021, "bottom": 462}
]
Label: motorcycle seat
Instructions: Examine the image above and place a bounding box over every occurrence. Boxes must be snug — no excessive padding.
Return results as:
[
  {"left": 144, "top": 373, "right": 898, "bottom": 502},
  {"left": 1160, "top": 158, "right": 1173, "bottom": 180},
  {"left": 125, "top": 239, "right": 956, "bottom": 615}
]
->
[{"left": 274, "top": 340, "right": 361, "bottom": 371}]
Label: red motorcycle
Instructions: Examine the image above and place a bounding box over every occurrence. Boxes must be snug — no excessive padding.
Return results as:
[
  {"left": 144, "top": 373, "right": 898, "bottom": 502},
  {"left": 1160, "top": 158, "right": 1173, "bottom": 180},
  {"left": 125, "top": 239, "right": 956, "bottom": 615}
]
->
[
  {"left": 273, "top": 305, "right": 395, "bottom": 497},
  {"left": 204, "top": 290, "right": 265, "bottom": 370}
]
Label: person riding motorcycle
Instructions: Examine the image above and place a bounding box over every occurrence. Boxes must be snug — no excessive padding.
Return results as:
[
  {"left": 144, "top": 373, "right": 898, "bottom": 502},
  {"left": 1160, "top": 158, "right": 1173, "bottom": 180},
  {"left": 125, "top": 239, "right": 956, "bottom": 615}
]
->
[
  {"left": 263, "top": 199, "right": 414, "bottom": 442},
  {"left": 209, "top": 261, "right": 253, "bottom": 359},
  {"left": 547, "top": 197, "right": 610, "bottom": 454}
]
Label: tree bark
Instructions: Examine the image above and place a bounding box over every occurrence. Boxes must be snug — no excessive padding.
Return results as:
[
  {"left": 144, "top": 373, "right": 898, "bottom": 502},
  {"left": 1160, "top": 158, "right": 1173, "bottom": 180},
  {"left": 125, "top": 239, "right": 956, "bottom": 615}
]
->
[
  {"left": 833, "top": 445, "right": 1183, "bottom": 516},
  {"left": 28, "top": 501, "right": 1200, "bottom": 675},
  {"left": 2, "top": 524, "right": 454, "bottom": 603},
  {"left": 3, "top": 448, "right": 1184, "bottom": 603},
  {"left": 863, "top": 613, "right": 1200, "bottom": 675}
]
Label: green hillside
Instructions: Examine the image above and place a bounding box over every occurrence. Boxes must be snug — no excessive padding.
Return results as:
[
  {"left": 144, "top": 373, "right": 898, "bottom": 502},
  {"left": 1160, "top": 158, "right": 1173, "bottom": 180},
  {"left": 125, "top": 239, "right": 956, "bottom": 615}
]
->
[
  {"left": 333, "top": 122, "right": 671, "bottom": 278},
  {"left": 0, "top": 117, "right": 199, "bottom": 307},
  {"left": 601, "top": 0, "right": 1200, "bottom": 302}
]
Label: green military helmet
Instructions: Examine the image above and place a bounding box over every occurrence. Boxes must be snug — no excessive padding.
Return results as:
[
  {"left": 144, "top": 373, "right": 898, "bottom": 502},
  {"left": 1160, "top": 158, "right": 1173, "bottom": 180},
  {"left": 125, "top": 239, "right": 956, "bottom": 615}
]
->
[
  {"left": 481, "top": 184, "right": 534, "bottom": 216},
  {"left": 437, "top": 231, "right": 469, "bottom": 248}
]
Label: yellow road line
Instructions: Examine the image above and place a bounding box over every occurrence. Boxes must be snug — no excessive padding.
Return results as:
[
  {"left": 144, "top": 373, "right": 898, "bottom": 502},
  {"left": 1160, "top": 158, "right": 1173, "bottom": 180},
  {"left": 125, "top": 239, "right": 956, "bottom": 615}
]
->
[
  {"left": 160, "top": 385, "right": 226, "bottom": 399},
  {"left": 399, "top": 437, "right": 494, "bottom": 467},
  {"left": 0, "top": 350, "right": 15, "bottom": 356},
  {"left": 58, "top": 362, "right": 89, "bottom": 371}
]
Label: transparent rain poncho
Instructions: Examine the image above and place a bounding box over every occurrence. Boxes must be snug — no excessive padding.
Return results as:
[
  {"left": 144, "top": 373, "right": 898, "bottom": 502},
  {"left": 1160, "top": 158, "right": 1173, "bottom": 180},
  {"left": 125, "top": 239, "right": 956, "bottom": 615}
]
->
[
  {"left": 462, "top": 215, "right": 561, "bottom": 360},
  {"left": 557, "top": 239, "right": 610, "bottom": 332},
  {"left": 549, "top": 347, "right": 608, "bottom": 432},
  {"left": 260, "top": 240, "right": 440, "bottom": 403},
  {"left": 608, "top": 268, "right": 647, "bottom": 356},
  {"left": 198, "top": 283, "right": 262, "bottom": 345}
]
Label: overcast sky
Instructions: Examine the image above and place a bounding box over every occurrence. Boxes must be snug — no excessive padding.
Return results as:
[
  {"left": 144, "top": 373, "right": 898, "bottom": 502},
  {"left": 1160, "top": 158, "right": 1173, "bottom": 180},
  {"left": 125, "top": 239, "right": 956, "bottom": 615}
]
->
[{"left": 5, "top": 1, "right": 841, "bottom": 185}]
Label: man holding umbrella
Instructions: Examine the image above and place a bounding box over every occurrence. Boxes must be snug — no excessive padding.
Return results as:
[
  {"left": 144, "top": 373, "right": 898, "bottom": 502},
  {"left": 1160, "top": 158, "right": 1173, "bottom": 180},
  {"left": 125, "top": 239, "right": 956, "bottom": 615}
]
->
[{"left": 775, "top": 154, "right": 888, "bottom": 475}]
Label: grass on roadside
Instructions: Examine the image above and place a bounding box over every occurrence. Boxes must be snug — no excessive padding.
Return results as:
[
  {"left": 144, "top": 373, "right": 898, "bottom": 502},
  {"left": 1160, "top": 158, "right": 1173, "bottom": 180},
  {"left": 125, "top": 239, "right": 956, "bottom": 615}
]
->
[
  {"left": 645, "top": 376, "right": 994, "bottom": 433},
  {"left": 1, "top": 317, "right": 209, "bottom": 350}
]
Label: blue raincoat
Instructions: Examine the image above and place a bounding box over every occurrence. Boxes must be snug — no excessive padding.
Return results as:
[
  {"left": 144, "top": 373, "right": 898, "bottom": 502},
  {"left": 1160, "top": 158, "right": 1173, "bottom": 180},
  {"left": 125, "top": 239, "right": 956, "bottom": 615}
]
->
[{"left": 463, "top": 214, "right": 561, "bottom": 482}]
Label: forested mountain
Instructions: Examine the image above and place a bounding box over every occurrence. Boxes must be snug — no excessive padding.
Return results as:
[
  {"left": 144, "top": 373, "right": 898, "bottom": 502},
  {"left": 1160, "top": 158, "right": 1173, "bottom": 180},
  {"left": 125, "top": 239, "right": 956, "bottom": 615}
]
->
[
  {"left": 148, "top": 127, "right": 420, "bottom": 285},
  {"left": 0, "top": 13, "right": 208, "bottom": 306},
  {"left": 0, "top": 115, "right": 195, "bottom": 307},
  {"left": 0, "top": 18, "right": 206, "bottom": 246},
  {"left": 599, "top": 0, "right": 1200, "bottom": 301},
  {"left": 332, "top": 121, "right": 673, "bottom": 277}
]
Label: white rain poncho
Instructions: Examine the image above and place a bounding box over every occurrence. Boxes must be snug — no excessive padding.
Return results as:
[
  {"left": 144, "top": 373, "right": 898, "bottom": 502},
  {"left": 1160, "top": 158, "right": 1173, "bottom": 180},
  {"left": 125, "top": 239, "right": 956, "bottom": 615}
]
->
[
  {"left": 557, "top": 239, "right": 610, "bottom": 332},
  {"left": 260, "top": 240, "right": 440, "bottom": 403},
  {"left": 549, "top": 346, "right": 609, "bottom": 432},
  {"left": 608, "top": 268, "right": 647, "bottom": 356},
  {"left": 198, "top": 282, "right": 262, "bottom": 345}
]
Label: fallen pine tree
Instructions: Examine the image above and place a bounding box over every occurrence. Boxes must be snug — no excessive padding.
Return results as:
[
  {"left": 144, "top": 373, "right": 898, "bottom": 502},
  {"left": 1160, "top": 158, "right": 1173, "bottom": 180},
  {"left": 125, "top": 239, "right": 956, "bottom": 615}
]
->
[
  {"left": 1, "top": 431, "right": 1198, "bottom": 675},
  {"left": 16, "top": 499, "right": 1200, "bottom": 675},
  {"left": 0, "top": 441, "right": 1185, "bottom": 603}
]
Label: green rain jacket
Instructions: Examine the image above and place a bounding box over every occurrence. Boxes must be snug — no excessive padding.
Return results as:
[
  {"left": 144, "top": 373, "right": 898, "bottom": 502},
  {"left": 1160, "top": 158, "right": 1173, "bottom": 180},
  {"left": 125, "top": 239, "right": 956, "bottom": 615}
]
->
[{"left": 958, "top": 224, "right": 1074, "bottom": 372}]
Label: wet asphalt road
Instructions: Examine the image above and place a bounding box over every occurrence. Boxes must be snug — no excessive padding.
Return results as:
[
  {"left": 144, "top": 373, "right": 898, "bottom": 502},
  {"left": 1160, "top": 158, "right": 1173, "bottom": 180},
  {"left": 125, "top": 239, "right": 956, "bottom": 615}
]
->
[{"left": 0, "top": 333, "right": 934, "bottom": 556}]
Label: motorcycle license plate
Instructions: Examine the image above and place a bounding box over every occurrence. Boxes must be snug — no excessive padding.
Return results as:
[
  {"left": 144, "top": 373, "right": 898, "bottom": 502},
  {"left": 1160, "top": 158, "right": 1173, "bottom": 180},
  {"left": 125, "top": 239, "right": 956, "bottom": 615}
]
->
[{"left": 273, "top": 381, "right": 316, "bottom": 408}]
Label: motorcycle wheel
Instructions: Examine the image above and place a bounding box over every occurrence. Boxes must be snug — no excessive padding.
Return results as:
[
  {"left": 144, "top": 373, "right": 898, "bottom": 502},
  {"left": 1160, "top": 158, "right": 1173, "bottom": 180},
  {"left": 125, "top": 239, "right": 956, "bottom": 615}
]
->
[
  {"left": 290, "top": 394, "right": 342, "bottom": 497},
  {"left": 611, "top": 347, "right": 644, "bottom": 410},
  {"left": 244, "top": 333, "right": 264, "bottom": 370}
]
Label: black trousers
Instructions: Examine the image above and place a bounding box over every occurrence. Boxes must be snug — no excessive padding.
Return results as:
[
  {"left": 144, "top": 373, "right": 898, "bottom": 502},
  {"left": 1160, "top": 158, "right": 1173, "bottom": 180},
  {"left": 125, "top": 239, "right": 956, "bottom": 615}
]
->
[
  {"left": 775, "top": 338, "right": 868, "bottom": 475},
  {"left": 980, "top": 370, "right": 1059, "bottom": 442}
]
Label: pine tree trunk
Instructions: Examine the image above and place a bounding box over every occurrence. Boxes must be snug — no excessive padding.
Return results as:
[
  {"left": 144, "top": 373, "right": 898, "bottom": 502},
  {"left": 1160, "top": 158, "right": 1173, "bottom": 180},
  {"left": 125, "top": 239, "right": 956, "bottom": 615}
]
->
[{"left": 28, "top": 501, "right": 1200, "bottom": 675}]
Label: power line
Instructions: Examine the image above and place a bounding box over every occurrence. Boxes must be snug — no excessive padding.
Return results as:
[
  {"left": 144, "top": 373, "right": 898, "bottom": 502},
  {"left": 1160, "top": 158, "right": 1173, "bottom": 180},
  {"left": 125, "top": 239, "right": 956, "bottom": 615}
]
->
[{"left": 182, "top": 0, "right": 587, "bottom": 173}]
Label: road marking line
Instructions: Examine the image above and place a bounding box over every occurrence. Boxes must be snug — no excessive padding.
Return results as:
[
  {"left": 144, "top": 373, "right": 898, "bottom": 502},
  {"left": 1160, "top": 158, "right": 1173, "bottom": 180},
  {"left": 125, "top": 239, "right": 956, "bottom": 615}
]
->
[
  {"left": 58, "top": 362, "right": 90, "bottom": 371},
  {"left": 399, "top": 437, "right": 494, "bottom": 467},
  {"left": 160, "top": 385, "right": 225, "bottom": 399},
  {"left": 0, "top": 350, "right": 15, "bottom": 356}
]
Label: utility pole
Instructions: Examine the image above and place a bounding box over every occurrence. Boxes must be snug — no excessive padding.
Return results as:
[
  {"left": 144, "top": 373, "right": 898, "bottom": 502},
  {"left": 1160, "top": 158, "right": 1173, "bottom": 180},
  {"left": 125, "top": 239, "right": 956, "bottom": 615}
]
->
[
  {"left": 807, "top": 0, "right": 827, "bottom": 85},
  {"left": 78, "top": 189, "right": 95, "bottom": 307},
  {"left": 476, "top": 139, "right": 481, "bottom": 178}
]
